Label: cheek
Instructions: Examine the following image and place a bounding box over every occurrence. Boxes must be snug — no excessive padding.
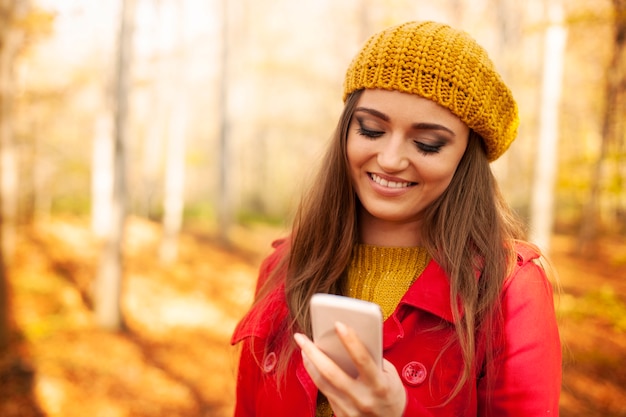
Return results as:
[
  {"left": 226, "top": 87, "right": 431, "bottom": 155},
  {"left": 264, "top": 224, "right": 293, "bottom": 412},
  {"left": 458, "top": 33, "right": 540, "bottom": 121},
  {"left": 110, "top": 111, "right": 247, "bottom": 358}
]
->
[
  {"left": 346, "top": 136, "right": 366, "bottom": 170},
  {"left": 418, "top": 160, "right": 459, "bottom": 186}
]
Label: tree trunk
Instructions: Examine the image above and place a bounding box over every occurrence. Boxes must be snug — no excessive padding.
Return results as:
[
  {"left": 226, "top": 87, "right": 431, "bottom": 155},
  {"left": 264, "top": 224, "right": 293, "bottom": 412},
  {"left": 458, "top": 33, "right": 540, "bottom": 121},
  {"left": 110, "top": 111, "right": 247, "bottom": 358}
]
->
[
  {"left": 218, "top": 0, "right": 233, "bottom": 245},
  {"left": 160, "top": 2, "right": 188, "bottom": 263},
  {"left": 139, "top": 0, "right": 167, "bottom": 220},
  {"left": 577, "top": 0, "right": 626, "bottom": 253},
  {"left": 0, "top": 0, "right": 28, "bottom": 265},
  {"left": 94, "top": 0, "right": 137, "bottom": 330},
  {"left": 160, "top": 99, "right": 187, "bottom": 262},
  {"left": 0, "top": 0, "right": 29, "bottom": 350},
  {"left": 91, "top": 113, "right": 114, "bottom": 238},
  {"left": 529, "top": 0, "right": 568, "bottom": 254},
  {"left": 490, "top": 0, "right": 526, "bottom": 212},
  {"left": 0, "top": 249, "right": 7, "bottom": 352}
]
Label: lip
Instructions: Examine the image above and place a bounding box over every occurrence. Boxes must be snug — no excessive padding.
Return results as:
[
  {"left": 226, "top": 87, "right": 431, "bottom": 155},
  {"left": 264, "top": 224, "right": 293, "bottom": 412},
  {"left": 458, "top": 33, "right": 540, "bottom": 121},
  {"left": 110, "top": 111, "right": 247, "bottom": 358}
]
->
[{"left": 367, "top": 172, "right": 416, "bottom": 196}]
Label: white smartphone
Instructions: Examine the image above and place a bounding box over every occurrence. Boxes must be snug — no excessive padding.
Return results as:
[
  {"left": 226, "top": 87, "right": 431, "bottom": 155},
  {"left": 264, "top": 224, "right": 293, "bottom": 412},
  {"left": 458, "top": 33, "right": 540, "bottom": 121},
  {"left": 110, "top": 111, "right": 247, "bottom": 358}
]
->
[{"left": 309, "top": 293, "right": 383, "bottom": 378}]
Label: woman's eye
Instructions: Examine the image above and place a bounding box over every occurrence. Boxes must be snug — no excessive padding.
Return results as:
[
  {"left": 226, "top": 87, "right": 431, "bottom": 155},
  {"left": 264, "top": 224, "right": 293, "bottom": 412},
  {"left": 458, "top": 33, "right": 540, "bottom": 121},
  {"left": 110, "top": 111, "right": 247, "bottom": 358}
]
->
[
  {"left": 357, "top": 126, "right": 384, "bottom": 139},
  {"left": 415, "top": 141, "right": 443, "bottom": 154}
]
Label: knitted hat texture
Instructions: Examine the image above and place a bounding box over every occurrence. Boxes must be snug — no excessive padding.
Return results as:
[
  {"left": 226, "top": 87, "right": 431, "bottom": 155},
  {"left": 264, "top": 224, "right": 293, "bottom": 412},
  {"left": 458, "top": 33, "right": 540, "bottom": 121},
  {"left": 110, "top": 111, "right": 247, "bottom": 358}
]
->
[{"left": 343, "top": 21, "right": 519, "bottom": 161}]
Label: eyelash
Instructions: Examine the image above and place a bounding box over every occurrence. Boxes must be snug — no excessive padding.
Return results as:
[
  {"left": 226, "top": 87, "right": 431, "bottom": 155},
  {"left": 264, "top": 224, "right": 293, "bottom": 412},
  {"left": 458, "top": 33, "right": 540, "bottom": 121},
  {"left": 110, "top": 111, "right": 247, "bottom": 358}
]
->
[
  {"left": 415, "top": 142, "right": 443, "bottom": 155},
  {"left": 357, "top": 127, "right": 384, "bottom": 139},
  {"left": 356, "top": 125, "right": 443, "bottom": 155}
]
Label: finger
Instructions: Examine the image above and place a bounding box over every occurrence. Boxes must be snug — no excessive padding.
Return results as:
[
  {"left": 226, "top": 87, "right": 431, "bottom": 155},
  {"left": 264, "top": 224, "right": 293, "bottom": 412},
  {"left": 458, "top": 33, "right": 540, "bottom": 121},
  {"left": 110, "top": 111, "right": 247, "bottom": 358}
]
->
[
  {"left": 293, "top": 333, "right": 352, "bottom": 389},
  {"left": 294, "top": 333, "right": 357, "bottom": 414},
  {"left": 334, "top": 321, "right": 381, "bottom": 384},
  {"left": 382, "top": 358, "right": 396, "bottom": 373},
  {"left": 300, "top": 348, "right": 322, "bottom": 381}
]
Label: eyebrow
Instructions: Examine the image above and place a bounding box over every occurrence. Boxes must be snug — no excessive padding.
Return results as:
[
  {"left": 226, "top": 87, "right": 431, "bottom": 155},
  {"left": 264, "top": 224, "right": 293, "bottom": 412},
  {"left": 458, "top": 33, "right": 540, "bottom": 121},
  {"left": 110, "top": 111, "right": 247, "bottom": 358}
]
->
[{"left": 354, "top": 107, "right": 456, "bottom": 136}]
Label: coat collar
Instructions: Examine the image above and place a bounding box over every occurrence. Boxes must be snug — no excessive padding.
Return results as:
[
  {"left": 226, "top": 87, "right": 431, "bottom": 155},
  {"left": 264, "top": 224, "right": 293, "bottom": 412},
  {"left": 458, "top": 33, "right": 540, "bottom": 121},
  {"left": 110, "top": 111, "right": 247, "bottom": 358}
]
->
[{"left": 399, "top": 259, "right": 459, "bottom": 324}]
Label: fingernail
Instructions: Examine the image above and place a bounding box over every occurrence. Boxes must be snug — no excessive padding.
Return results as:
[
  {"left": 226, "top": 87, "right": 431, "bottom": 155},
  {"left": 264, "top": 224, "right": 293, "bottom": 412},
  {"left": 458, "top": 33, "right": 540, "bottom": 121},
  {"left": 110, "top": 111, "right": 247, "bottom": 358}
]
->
[
  {"left": 335, "top": 321, "right": 347, "bottom": 335},
  {"left": 293, "top": 332, "right": 305, "bottom": 346}
]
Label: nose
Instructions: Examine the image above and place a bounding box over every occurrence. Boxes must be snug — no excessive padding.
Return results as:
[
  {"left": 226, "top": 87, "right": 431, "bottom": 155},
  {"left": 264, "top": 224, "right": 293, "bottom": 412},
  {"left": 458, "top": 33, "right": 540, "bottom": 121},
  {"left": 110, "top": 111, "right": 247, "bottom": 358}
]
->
[{"left": 377, "top": 136, "right": 409, "bottom": 172}]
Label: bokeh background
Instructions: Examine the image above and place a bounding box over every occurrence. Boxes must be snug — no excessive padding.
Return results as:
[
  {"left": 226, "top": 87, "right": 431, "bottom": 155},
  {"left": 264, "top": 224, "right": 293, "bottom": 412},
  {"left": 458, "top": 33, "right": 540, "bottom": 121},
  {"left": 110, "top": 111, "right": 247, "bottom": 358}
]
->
[{"left": 0, "top": 0, "right": 625, "bottom": 416}]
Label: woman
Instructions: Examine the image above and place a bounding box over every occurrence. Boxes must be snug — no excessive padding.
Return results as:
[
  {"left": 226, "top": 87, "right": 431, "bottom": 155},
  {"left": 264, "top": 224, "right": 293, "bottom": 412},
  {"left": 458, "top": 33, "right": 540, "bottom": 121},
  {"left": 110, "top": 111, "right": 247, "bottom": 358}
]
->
[{"left": 231, "top": 21, "right": 562, "bottom": 417}]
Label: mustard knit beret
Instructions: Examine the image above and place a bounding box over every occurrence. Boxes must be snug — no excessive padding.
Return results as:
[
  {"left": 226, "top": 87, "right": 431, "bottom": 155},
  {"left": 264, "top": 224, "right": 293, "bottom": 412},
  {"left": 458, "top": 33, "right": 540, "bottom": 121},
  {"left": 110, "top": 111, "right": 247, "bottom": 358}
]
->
[{"left": 343, "top": 21, "right": 519, "bottom": 161}]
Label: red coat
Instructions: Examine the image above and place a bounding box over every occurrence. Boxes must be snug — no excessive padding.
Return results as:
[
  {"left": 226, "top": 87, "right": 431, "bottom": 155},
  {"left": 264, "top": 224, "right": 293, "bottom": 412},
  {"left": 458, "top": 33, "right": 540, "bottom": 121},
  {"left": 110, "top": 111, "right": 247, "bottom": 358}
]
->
[{"left": 231, "top": 240, "right": 561, "bottom": 416}]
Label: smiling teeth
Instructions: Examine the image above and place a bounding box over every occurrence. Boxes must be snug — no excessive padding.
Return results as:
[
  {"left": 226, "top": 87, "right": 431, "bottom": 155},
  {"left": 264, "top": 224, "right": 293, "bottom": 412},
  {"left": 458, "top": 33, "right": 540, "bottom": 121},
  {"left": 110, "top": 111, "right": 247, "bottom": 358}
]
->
[{"left": 370, "top": 173, "right": 412, "bottom": 188}]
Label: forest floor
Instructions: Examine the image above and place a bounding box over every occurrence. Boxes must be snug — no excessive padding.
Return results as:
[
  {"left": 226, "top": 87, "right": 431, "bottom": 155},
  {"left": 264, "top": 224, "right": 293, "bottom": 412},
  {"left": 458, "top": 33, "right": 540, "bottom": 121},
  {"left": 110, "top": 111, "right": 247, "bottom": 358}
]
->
[{"left": 0, "top": 217, "right": 625, "bottom": 417}]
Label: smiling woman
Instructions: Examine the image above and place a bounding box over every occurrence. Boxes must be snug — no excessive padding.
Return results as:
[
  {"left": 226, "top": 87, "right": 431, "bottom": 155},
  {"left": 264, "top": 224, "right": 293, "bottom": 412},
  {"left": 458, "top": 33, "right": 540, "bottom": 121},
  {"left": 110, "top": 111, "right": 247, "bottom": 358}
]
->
[{"left": 231, "top": 21, "right": 561, "bottom": 417}]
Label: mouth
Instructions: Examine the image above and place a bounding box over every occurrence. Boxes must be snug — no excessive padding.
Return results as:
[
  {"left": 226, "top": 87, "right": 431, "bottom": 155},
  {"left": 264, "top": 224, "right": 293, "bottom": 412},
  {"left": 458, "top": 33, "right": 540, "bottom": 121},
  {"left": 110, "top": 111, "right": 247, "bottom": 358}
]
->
[{"left": 369, "top": 173, "right": 416, "bottom": 188}]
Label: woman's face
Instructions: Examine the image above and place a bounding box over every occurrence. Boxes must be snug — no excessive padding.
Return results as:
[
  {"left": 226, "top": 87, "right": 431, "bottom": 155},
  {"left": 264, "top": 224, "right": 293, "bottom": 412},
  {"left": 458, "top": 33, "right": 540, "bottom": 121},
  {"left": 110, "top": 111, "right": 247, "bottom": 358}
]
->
[{"left": 347, "top": 89, "right": 469, "bottom": 235}]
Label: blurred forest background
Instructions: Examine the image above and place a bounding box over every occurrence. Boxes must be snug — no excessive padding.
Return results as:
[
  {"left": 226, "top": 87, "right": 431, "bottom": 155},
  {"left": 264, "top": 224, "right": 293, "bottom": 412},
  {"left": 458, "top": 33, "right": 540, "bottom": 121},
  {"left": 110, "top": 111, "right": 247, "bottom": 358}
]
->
[{"left": 0, "top": 0, "right": 625, "bottom": 416}]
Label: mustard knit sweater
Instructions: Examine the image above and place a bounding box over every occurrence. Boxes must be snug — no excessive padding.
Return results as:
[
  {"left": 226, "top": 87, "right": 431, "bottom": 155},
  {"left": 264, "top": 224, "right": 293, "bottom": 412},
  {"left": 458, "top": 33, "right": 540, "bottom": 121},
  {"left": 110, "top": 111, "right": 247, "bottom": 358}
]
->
[{"left": 316, "top": 244, "right": 430, "bottom": 417}]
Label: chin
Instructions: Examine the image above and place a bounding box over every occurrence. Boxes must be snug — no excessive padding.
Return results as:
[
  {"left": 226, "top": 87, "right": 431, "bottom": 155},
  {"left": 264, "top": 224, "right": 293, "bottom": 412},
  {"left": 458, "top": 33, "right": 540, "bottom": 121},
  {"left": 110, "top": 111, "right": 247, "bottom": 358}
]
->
[{"left": 362, "top": 208, "right": 422, "bottom": 225}]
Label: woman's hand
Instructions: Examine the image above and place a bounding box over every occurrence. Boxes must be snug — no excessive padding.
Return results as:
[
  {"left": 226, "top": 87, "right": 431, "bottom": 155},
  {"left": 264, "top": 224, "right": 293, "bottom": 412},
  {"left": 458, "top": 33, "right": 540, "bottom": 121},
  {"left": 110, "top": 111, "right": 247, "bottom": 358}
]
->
[{"left": 294, "top": 322, "right": 406, "bottom": 417}]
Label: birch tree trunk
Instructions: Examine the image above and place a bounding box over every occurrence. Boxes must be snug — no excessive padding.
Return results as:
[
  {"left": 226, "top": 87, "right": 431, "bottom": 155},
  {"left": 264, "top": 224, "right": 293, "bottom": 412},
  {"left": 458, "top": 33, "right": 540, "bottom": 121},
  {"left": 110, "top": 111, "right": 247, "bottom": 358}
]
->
[
  {"left": 578, "top": 0, "right": 626, "bottom": 252},
  {"left": 0, "top": 0, "right": 27, "bottom": 265},
  {"left": 160, "top": 100, "right": 187, "bottom": 262},
  {"left": 529, "top": 0, "right": 568, "bottom": 254},
  {"left": 91, "top": 113, "right": 114, "bottom": 237},
  {"left": 490, "top": 0, "right": 524, "bottom": 209},
  {"left": 139, "top": 0, "right": 167, "bottom": 220},
  {"left": 0, "top": 0, "right": 29, "bottom": 350},
  {"left": 218, "top": 0, "right": 233, "bottom": 245},
  {"left": 0, "top": 245, "right": 7, "bottom": 352},
  {"left": 94, "top": 0, "right": 136, "bottom": 330},
  {"left": 160, "top": 2, "right": 188, "bottom": 263}
]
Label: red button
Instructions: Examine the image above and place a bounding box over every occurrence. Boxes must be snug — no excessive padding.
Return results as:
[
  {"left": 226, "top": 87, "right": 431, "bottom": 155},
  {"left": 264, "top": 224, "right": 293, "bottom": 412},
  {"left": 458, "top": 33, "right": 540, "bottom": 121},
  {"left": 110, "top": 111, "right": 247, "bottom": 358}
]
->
[
  {"left": 263, "top": 352, "right": 277, "bottom": 373},
  {"left": 402, "top": 361, "right": 427, "bottom": 386}
]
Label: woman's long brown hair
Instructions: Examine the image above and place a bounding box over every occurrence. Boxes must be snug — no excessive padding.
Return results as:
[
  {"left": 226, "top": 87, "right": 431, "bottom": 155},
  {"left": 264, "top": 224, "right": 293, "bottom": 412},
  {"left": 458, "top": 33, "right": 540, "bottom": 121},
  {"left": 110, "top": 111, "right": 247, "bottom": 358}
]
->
[{"left": 252, "top": 89, "right": 527, "bottom": 398}]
